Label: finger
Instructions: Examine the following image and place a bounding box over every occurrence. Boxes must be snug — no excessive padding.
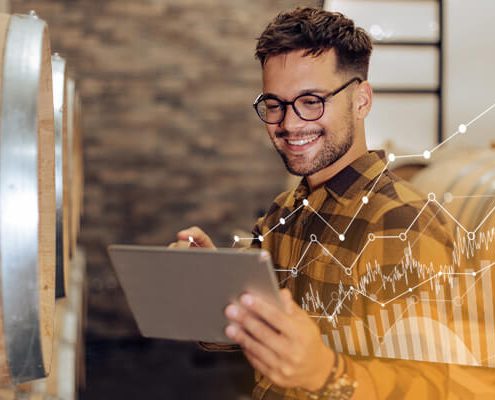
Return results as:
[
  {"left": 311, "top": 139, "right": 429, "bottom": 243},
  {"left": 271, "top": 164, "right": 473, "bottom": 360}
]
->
[
  {"left": 244, "top": 349, "right": 298, "bottom": 389},
  {"left": 177, "top": 226, "right": 216, "bottom": 248},
  {"left": 225, "top": 304, "right": 288, "bottom": 356},
  {"left": 280, "top": 288, "right": 296, "bottom": 314},
  {"left": 243, "top": 349, "right": 280, "bottom": 385},
  {"left": 239, "top": 293, "right": 294, "bottom": 339},
  {"left": 168, "top": 240, "right": 191, "bottom": 249},
  {"left": 225, "top": 324, "right": 280, "bottom": 370}
]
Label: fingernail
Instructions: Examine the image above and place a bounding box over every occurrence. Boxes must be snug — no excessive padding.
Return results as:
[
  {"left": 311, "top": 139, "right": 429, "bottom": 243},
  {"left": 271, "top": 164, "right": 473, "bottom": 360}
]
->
[
  {"left": 225, "top": 305, "right": 238, "bottom": 319},
  {"left": 241, "top": 294, "right": 253, "bottom": 306},
  {"left": 225, "top": 325, "right": 237, "bottom": 338}
]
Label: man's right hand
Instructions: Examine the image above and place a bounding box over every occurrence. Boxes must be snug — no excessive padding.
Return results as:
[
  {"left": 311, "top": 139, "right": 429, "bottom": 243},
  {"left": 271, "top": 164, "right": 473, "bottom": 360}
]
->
[{"left": 168, "top": 226, "right": 216, "bottom": 249}]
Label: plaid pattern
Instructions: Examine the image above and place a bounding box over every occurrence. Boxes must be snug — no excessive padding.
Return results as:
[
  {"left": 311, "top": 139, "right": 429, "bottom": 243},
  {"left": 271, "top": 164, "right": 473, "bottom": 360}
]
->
[{"left": 250, "top": 150, "right": 454, "bottom": 400}]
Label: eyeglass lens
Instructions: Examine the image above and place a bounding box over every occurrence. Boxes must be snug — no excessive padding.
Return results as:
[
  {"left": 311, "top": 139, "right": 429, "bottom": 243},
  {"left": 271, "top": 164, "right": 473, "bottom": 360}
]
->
[{"left": 256, "top": 94, "right": 324, "bottom": 124}]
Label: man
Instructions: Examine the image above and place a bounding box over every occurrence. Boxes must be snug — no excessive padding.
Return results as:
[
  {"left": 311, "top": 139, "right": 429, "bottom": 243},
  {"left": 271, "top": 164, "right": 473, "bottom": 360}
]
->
[{"left": 171, "top": 7, "right": 453, "bottom": 399}]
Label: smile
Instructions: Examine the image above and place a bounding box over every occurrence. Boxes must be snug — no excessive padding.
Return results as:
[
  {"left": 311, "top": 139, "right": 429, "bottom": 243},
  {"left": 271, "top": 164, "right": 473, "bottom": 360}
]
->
[{"left": 285, "top": 134, "right": 321, "bottom": 146}]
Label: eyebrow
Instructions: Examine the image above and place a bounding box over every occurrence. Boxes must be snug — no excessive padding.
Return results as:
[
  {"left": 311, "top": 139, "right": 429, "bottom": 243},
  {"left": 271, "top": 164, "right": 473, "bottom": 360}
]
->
[{"left": 262, "top": 88, "right": 328, "bottom": 100}]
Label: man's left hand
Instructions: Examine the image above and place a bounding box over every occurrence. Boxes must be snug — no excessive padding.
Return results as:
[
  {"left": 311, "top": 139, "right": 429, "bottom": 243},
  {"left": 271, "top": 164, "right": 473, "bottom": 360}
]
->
[{"left": 224, "top": 288, "right": 335, "bottom": 391}]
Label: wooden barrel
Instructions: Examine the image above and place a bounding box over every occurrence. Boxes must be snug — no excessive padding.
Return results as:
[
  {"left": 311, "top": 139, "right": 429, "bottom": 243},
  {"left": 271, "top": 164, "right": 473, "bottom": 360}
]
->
[
  {"left": 52, "top": 53, "right": 71, "bottom": 299},
  {"left": 411, "top": 148, "right": 495, "bottom": 232},
  {"left": 39, "top": 248, "right": 86, "bottom": 399},
  {"left": 0, "top": 1, "right": 8, "bottom": 14},
  {"left": 14, "top": 248, "right": 86, "bottom": 399},
  {"left": 0, "top": 12, "right": 55, "bottom": 384},
  {"left": 67, "top": 79, "right": 84, "bottom": 259}
]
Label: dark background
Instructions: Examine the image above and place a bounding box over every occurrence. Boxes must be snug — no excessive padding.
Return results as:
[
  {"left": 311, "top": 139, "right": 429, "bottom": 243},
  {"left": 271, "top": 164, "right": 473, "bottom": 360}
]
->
[{"left": 9, "top": 1, "right": 319, "bottom": 398}]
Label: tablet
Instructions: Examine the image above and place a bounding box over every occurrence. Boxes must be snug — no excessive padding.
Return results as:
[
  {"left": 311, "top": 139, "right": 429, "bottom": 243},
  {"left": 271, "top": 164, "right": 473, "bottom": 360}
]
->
[{"left": 107, "top": 245, "right": 282, "bottom": 343}]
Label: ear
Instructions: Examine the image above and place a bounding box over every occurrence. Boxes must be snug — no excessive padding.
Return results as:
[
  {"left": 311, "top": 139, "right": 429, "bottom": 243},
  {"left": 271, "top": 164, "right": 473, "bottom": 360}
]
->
[{"left": 354, "top": 80, "right": 372, "bottom": 120}]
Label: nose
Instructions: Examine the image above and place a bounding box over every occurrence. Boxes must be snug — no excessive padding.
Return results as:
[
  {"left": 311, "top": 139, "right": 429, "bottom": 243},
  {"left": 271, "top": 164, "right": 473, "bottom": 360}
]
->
[{"left": 279, "top": 104, "right": 306, "bottom": 131}]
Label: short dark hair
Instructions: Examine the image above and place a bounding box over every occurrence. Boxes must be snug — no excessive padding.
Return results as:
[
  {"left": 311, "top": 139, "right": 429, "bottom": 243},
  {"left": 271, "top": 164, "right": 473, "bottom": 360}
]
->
[{"left": 255, "top": 7, "right": 372, "bottom": 79}]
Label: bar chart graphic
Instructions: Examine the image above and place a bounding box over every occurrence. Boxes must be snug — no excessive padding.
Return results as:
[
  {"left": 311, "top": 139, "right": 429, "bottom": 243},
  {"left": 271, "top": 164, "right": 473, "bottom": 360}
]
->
[{"left": 313, "top": 262, "right": 495, "bottom": 367}]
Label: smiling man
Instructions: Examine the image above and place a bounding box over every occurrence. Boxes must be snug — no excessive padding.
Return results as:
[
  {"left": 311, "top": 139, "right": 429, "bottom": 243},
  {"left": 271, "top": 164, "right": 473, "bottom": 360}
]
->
[{"left": 172, "top": 7, "right": 454, "bottom": 400}]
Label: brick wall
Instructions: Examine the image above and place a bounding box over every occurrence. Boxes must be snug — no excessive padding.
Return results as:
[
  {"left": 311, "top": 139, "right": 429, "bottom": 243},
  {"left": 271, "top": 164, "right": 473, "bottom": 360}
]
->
[{"left": 11, "top": 0, "right": 319, "bottom": 338}]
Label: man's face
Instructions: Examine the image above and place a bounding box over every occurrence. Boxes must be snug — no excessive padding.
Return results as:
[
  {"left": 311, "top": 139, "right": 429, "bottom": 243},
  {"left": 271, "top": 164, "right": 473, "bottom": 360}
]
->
[{"left": 261, "top": 49, "right": 356, "bottom": 176}]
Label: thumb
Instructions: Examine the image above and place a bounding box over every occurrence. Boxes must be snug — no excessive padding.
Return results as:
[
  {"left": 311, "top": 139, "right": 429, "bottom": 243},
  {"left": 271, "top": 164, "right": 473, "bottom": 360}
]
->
[{"left": 280, "top": 288, "right": 294, "bottom": 314}]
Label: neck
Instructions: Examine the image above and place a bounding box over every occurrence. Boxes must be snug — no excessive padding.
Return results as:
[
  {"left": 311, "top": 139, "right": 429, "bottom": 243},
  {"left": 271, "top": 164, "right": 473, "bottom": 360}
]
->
[{"left": 306, "top": 140, "right": 368, "bottom": 191}]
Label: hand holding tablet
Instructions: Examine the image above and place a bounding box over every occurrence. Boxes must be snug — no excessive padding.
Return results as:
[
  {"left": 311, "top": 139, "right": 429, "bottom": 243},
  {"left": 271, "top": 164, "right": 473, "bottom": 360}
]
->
[{"left": 108, "top": 244, "right": 282, "bottom": 343}]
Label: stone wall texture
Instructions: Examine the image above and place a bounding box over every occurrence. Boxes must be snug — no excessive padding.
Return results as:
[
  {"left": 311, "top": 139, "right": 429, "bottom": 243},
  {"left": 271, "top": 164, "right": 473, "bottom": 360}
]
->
[
  {"left": 11, "top": 0, "right": 319, "bottom": 337},
  {"left": 9, "top": 1, "right": 320, "bottom": 398}
]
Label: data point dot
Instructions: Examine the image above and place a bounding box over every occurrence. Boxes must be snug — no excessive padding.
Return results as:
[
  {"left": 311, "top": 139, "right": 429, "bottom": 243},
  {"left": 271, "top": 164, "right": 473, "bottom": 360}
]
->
[
  {"left": 388, "top": 153, "right": 396, "bottom": 162},
  {"left": 233, "top": 235, "right": 240, "bottom": 243},
  {"left": 381, "top": 303, "right": 385, "bottom": 308},
  {"left": 438, "top": 271, "right": 443, "bottom": 276},
  {"left": 188, "top": 236, "right": 194, "bottom": 243},
  {"left": 362, "top": 196, "right": 369, "bottom": 204},
  {"left": 302, "top": 199, "right": 309, "bottom": 206},
  {"left": 459, "top": 124, "right": 467, "bottom": 134},
  {"left": 279, "top": 217, "right": 286, "bottom": 225},
  {"left": 428, "top": 192, "right": 436, "bottom": 201},
  {"left": 423, "top": 150, "right": 431, "bottom": 160},
  {"left": 345, "top": 268, "right": 352, "bottom": 276},
  {"left": 408, "top": 288, "right": 413, "bottom": 293},
  {"left": 339, "top": 234, "right": 345, "bottom": 242},
  {"left": 258, "top": 235, "right": 264, "bottom": 242},
  {"left": 291, "top": 267, "right": 298, "bottom": 276},
  {"left": 468, "top": 232, "right": 475, "bottom": 241},
  {"left": 368, "top": 233, "right": 376, "bottom": 242},
  {"left": 399, "top": 233, "right": 407, "bottom": 241},
  {"left": 472, "top": 271, "right": 477, "bottom": 276},
  {"left": 310, "top": 234, "right": 317, "bottom": 242}
]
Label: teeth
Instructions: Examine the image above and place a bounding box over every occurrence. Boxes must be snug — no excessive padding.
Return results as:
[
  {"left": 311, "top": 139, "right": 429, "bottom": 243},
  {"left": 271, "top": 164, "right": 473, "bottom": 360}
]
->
[{"left": 287, "top": 135, "right": 319, "bottom": 146}]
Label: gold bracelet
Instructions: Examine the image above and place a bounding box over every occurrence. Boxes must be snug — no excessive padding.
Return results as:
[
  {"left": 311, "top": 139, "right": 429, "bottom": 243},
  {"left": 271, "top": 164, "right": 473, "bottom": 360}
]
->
[
  {"left": 303, "top": 374, "right": 358, "bottom": 400},
  {"left": 299, "top": 353, "right": 358, "bottom": 400}
]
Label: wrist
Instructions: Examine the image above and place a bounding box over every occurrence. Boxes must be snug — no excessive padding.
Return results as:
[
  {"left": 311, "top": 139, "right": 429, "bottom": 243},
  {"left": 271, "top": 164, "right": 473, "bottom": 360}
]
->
[
  {"left": 299, "top": 351, "right": 358, "bottom": 400},
  {"left": 303, "top": 345, "right": 336, "bottom": 391}
]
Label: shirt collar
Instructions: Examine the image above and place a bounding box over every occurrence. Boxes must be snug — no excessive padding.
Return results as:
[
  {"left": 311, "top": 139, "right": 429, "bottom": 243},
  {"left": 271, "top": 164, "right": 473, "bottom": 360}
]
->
[{"left": 292, "top": 150, "right": 388, "bottom": 206}]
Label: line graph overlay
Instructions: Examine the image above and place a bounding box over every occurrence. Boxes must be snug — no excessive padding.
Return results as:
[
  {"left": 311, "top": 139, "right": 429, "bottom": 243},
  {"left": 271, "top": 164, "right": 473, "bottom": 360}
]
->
[{"left": 228, "top": 102, "right": 495, "bottom": 367}]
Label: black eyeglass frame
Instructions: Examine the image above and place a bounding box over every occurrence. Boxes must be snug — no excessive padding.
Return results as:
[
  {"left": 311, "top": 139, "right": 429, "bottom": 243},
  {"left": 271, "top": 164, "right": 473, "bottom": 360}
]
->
[{"left": 253, "top": 77, "right": 363, "bottom": 125}]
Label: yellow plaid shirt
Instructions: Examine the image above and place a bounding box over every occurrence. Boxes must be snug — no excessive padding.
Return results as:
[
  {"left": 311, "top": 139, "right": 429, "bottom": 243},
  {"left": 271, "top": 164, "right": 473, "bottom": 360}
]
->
[{"left": 250, "top": 150, "right": 454, "bottom": 399}]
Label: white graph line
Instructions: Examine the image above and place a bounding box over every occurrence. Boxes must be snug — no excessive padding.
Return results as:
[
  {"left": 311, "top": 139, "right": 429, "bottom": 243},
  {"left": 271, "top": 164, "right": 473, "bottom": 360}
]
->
[
  {"left": 475, "top": 203, "right": 495, "bottom": 232},
  {"left": 430, "top": 129, "right": 461, "bottom": 153},
  {"left": 433, "top": 200, "right": 470, "bottom": 234},
  {"left": 307, "top": 204, "right": 340, "bottom": 236},
  {"left": 293, "top": 241, "right": 313, "bottom": 271},
  {"left": 307, "top": 261, "right": 495, "bottom": 326},
  {"left": 343, "top": 200, "right": 366, "bottom": 236},
  {"left": 232, "top": 102, "right": 495, "bottom": 250},
  {"left": 395, "top": 154, "right": 424, "bottom": 159},
  {"left": 466, "top": 102, "right": 495, "bottom": 127},
  {"left": 227, "top": 102, "right": 495, "bottom": 358},
  {"left": 404, "top": 200, "right": 431, "bottom": 235},
  {"left": 450, "top": 194, "right": 495, "bottom": 199},
  {"left": 272, "top": 195, "right": 495, "bottom": 293},
  {"left": 314, "top": 239, "right": 346, "bottom": 271}
]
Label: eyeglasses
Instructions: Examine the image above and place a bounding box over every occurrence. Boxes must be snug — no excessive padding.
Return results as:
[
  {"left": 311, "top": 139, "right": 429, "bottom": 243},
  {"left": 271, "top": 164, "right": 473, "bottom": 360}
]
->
[{"left": 253, "top": 77, "right": 362, "bottom": 125}]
